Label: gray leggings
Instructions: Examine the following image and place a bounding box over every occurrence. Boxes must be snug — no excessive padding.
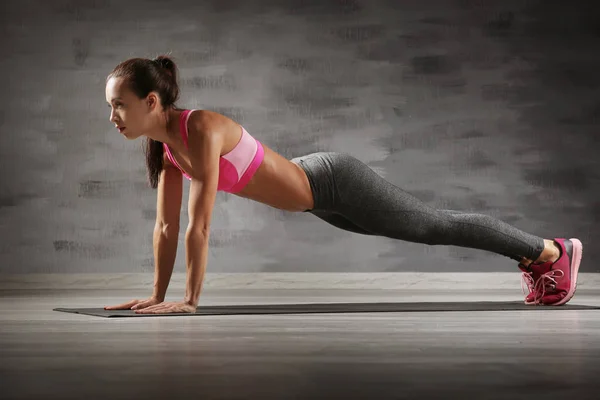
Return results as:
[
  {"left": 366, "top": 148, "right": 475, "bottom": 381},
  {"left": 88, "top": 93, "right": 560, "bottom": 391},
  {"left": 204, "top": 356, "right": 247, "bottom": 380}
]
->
[{"left": 291, "top": 152, "right": 545, "bottom": 262}]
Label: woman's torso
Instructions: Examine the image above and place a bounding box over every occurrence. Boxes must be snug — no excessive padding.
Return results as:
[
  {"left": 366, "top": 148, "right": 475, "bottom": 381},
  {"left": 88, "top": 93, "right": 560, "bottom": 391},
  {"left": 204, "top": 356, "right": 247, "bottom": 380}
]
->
[{"left": 164, "top": 109, "right": 314, "bottom": 212}]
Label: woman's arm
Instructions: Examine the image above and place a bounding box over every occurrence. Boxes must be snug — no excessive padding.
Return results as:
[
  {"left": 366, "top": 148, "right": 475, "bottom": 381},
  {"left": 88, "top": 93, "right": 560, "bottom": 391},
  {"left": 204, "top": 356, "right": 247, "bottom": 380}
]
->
[
  {"left": 182, "top": 113, "right": 223, "bottom": 306},
  {"left": 153, "top": 160, "right": 183, "bottom": 300},
  {"left": 183, "top": 229, "right": 210, "bottom": 307}
]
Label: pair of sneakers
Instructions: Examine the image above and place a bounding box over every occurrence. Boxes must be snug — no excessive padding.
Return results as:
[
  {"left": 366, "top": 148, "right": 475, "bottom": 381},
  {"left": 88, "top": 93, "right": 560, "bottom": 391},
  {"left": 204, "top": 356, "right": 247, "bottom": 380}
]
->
[{"left": 519, "top": 238, "right": 583, "bottom": 306}]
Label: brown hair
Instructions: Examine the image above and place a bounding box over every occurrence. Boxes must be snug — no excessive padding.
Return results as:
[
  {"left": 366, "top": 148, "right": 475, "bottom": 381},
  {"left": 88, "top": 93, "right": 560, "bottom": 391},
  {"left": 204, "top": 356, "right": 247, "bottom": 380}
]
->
[{"left": 106, "top": 54, "right": 180, "bottom": 189}]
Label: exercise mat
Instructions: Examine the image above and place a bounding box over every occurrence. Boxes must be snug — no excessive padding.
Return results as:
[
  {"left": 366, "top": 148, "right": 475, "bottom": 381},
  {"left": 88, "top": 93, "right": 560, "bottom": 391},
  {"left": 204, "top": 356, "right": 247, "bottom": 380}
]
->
[{"left": 53, "top": 301, "right": 600, "bottom": 318}]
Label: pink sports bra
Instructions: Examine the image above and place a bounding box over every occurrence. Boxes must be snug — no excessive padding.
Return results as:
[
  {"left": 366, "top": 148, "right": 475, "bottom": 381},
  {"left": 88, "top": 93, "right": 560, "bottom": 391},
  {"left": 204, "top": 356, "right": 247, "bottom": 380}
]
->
[{"left": 163, "top": 109, "right": 265, "bottom": 194}]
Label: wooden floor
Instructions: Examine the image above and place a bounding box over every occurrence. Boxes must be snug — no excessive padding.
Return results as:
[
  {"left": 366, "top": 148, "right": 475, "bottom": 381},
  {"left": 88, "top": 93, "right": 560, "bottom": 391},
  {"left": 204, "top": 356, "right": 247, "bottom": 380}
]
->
[{"left": 2, "top": 288, "right": 600, "bottom": 400}]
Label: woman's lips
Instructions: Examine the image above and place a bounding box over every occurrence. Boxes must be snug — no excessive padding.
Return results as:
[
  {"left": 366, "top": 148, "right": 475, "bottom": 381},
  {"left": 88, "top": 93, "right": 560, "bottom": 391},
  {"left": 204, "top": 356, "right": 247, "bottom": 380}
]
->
[{"left": 118, "top": 127, "right": 126, "bottom": 133}]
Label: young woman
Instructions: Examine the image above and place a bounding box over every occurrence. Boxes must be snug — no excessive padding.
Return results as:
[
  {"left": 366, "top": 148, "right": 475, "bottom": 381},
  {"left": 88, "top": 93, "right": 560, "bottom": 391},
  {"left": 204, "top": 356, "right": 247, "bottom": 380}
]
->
[{"left": 104, "top": 55, "right": 583, "bottom": 314}]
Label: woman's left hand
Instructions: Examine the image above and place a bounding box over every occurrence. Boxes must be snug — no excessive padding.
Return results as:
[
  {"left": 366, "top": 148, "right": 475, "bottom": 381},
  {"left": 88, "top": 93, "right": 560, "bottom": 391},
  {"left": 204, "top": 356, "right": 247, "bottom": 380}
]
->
[{"left": 134, "top": 301, "right": 197, "bottom": 314}]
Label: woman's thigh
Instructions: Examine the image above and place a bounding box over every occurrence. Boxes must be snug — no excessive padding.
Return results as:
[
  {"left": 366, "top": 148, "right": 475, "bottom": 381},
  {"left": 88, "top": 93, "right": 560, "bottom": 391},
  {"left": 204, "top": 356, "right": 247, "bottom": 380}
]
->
[{"left": 308, "top": 210, "right": 377, "bottom": 236}]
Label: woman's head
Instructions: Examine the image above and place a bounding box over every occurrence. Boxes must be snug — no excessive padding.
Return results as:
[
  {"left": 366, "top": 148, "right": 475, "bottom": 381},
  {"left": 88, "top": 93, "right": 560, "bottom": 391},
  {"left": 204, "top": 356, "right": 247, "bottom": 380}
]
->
[{"left": 105, "top": 55, "right": 180, "bottom": 188}]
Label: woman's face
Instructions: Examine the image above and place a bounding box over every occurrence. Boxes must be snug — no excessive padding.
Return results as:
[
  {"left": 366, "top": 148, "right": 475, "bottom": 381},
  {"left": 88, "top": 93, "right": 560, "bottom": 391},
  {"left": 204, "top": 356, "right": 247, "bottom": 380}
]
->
[{"left": 105, "top": 77, "right": 149, "bottom": 139}]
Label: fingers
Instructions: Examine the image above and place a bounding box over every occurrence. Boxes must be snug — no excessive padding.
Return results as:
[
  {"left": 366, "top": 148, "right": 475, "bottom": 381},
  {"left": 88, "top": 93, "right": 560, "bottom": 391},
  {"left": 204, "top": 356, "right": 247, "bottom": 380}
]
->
[
  {"left": 135, "top": 303, "right": 172, "bottom": 314},
  {"left": 131, "top": 300, "right": 156, "bottom": 310},
  {"left": 104, "top": 299, "right": 139, "bottom": 310},
  {"left": 135, "top": 303, "right": 164, "bottom": 313},
  {"left": 104, "top": 297, "right": 164, "bottom": 311},
  {"left": 134, "top": 302, "right": 195, "bottom": 314}
]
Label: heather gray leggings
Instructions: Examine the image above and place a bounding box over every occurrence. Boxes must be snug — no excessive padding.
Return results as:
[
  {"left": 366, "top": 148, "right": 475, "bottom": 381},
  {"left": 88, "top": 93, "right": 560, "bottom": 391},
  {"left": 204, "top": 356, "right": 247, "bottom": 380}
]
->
[{"left": 291, "top": 152, "right": 545, "bottom": 263}]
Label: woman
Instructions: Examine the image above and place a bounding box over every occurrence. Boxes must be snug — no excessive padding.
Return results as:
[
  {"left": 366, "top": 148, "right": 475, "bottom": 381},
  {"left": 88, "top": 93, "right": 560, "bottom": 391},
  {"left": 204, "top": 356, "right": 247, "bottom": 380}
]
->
[{"left": 104, "top": 55, "right": 583, "bottom": 314}]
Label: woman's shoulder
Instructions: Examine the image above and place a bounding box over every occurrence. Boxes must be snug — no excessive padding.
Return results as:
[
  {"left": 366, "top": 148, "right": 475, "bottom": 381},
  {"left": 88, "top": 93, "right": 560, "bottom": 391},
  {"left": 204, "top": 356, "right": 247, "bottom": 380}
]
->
[
  {"left": 187, "top": 109, "right": 238, "bottom": 134},
  {"left": 188, "top": 109, "right": 227, "bottom": 126}
]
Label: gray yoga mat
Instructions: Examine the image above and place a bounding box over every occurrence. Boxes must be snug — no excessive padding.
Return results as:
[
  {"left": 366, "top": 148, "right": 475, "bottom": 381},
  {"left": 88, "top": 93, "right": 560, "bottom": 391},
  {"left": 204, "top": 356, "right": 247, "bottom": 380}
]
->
[{"left": 53, "top": 301, "right": 600, "bottom": 318}]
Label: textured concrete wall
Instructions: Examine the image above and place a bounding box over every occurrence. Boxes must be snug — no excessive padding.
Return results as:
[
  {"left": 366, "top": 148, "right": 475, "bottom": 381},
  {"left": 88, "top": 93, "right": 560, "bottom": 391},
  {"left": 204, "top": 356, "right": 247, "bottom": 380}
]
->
[{"left": 0, "top": 0, "right": 598, "bottom": 274}]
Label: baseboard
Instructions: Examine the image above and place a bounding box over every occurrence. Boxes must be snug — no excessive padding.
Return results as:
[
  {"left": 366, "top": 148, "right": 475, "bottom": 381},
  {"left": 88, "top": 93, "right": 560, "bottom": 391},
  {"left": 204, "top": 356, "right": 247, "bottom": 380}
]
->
[{"left": 1, "top": 273, "right": 599, "bottom": 290}]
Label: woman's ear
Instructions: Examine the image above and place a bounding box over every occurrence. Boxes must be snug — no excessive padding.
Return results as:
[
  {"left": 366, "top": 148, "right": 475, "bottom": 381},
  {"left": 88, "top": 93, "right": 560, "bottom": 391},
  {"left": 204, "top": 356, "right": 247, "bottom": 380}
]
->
[{"left": 146, "top": 92, "right": 159, "bottom": 110}]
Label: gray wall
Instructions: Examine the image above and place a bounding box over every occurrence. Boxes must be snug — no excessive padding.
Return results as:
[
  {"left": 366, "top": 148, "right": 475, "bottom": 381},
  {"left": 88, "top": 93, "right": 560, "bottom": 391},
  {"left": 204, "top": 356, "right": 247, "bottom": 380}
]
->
[{"left": 0, "top": 0, "right": 598, "bottom": 274}]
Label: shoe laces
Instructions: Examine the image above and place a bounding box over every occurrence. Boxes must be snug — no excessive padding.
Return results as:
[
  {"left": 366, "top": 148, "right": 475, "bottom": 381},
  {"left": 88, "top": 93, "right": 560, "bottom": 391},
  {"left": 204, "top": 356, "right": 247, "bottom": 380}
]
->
[
  {"left": 521, "top": 271, "right": 535, "bottom": 297},
  {"left": 521, "top": 269, "right": 564, "bottom": 305}
]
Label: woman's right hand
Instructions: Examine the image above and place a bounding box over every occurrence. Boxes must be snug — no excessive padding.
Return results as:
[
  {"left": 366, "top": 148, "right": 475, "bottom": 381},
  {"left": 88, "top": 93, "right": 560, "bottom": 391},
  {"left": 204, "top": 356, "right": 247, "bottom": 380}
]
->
[{"left": 104, "top": 296, "right": 163, "bottom": 310}]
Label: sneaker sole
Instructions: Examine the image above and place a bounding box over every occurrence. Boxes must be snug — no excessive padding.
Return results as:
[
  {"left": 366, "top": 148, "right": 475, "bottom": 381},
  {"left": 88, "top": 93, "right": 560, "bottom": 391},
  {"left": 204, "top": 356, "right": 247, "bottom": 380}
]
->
[{"left": 549, "top": 238, "right": 583, "bottom": 306}]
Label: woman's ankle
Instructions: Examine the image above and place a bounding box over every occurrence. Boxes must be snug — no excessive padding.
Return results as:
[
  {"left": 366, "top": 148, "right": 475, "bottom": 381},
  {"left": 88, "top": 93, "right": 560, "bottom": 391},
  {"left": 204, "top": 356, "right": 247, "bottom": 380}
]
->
[
  {"left": 535, "top": 239, "right": 560, "bottom": 264},
  {"left": 521, "top": 240, "right": 560, "bottom": 267}
]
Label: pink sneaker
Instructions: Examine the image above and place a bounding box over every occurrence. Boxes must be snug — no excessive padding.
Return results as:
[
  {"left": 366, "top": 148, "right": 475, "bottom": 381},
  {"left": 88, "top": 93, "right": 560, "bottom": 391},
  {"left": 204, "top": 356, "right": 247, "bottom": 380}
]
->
[{"left": 521, "top": 238, "right": 583, "bottom": 306}]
